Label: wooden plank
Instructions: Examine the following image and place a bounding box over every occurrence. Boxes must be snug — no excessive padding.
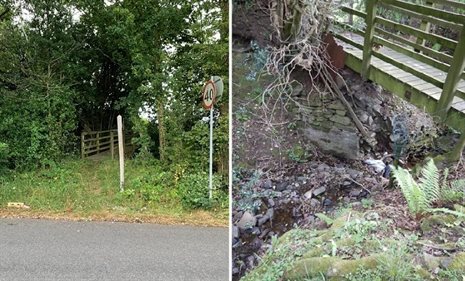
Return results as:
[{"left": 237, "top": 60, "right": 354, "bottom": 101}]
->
[
  {"left": 362, "top": 0, "right": 378, "bottom": 80},
  {"left": 375, "top": 17, "right": 458, "bottom": 49},
  {"left": 375, "top": 28, "right": 453, "bottom": 64},
  {"left": 380, "top": 0, "right": 465, "bottom": 24},
  {"left": 340, "top": 6, "right": 367, "bottom": 18},
  {"left": 424, "top": 86, "right": 442, "bottom": 96},
  {"left": 437, "top": 25, "right": 465, "bottom": 119},
  {"left": 333, "top": 33, "right": 364, "bottom": 49},
  {"left": 371, "top": 51, "right": 444, "bottom": 88},
  {"left": 415, "top": 82, "right": 437, "bottom": 91},
  {"left": 334, "top": 22, "right": 365, "bottom": 37},
  {"left": 427, "top": 0, "right": 465, "bottom": 11},
  {"left": 378, "top": 2, "right": 462, "bottom": 30}
]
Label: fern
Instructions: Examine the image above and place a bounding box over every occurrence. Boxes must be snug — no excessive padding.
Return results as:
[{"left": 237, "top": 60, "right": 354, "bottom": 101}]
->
[
  {"left": 392, "top": 159, "right": 465, "bottom": 218},
  {"left": 392, "top": 159, "right": 439, "bottom": 215}
]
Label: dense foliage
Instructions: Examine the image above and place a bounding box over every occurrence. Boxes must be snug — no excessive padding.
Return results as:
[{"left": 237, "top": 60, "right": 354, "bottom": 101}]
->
[
  {"left": 0, "top": 0, "right": 228, "bottom": 172},
  {"left": 0, "top": 0, "right": 228, "bottom": 209}
]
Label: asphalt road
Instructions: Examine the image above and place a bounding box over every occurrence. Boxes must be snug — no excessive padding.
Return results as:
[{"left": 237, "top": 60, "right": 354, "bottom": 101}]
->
[{"left": 0, "top": 219, "right": 229, "bottom": 281}]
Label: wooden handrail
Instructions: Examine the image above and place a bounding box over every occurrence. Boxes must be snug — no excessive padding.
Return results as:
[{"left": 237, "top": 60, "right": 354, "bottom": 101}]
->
[
  {"left": 380, "top": 0, "right": 465, "bottom": 24},
  {"left": 378, "top": 3, "right": 461, "bottom": 30},
  {"left": 375, "top": 17, "right": 458, "bottom": 49},
  {"left": 427, "top": 0, "right": 465, "bottom": 11}
]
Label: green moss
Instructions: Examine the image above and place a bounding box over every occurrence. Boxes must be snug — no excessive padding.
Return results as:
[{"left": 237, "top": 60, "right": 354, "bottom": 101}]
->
[
  {"left": 420, "top": 214, "right": 457, "bottom": 232},
  {"left": 449, "top": 252, "right": 465, "bottom": 271},
  {"left": 327, "top": 254, "right": 383, "bottom": 278},
  {"left": 284, "top": 256, "right": 341, "bottom": 280}
]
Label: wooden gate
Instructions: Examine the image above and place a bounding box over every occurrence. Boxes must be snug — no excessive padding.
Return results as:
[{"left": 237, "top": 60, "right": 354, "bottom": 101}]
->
[{"left": 81, "top": 129, "right": 119, "bottom": 159}]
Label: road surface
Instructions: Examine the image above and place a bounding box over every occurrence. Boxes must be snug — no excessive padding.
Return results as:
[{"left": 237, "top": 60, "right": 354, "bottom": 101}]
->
[{"left": 0, "top": 219, "right": 228, "bottom": 281}]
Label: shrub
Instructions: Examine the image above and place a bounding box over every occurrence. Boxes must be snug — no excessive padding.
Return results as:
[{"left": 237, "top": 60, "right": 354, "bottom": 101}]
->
[{"left": 177, "top": 172, "right": 226, "bottom": 209}]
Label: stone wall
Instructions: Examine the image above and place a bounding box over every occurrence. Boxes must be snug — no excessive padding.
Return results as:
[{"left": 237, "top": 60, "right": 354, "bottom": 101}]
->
[{"left": 295, "top": 76, "right": 440, "bottom": 160}]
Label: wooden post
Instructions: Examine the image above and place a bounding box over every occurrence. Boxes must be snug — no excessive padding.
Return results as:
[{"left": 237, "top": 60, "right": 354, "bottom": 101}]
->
[
  {"left": 437, "top": 25, "right": 465, "bottom": 120},
  {"left": 110, "top": 131, "right": 114, "bottom": 160},
  {"left": 96, "top": 132, "right": 100, "bottom": 153},
  {"left": 117, "top": 115, "right": 124, "bottom": 191},
  {"left": 81, "top": 133, "right": 85, "bottom": 159},
  {"left": 415, "top": 1, "right": 433, "bottom": 53},
  {"left": 361, "top": 0, "right": 378, "bottom": 80}
]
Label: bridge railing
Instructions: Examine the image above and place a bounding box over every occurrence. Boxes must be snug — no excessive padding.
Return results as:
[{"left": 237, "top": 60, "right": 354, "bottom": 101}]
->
[
  {"left": 335, "top": 0, "right": 465, "bottom": 118},
  {"left": 81, "top": 129, "right": 119, "bottom": 159}
]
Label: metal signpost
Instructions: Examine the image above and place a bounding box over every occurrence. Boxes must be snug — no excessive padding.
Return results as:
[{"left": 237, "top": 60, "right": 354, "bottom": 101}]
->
[{"left": 202, "top": 76, "right": 223, "bottom": 199}]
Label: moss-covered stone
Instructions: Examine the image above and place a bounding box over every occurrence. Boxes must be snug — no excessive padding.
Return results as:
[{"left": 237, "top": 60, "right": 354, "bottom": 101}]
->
[
  {"left": 326, "top": 254, "right": 383, "bottom": 278},
  {"left": 449, "top": 252, "right": 465, "bottom": 271},
  {"left": 420, "top": 214, "right": 457, "bottom": 232},
  {"left": 330, "top": 115, "right": 352, "bottom": 126},
  {"left": 284, "top": 256, "right": 341, "bottom": 280}
]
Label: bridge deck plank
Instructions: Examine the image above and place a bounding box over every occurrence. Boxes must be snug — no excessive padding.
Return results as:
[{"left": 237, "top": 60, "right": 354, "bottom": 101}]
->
[{"left": 337, "top": 31, "right": 465, "bottom": 118}]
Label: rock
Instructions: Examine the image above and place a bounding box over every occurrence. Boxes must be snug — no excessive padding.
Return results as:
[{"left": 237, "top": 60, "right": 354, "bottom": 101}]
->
[
  {"left": 265, "top": 208, "right": 274, "bottom": 220},
  {"left": 237, "top": 211, "right": 257, "bottom": 230},
  {"left": 316, "top": 163, "right": 330, "bottom": 172},
  {"left": 259, "top": 228, "right": 270, "bottom": 239},
  {"left": 323, "top": 198, "right": 333, "bottom": 208},
  {"left": 284, "top": 257, "right": 340, "bottom": 280},
  {"left": 327, "top": 101, "right": 346, "bottom": 110},
  {"left": 257, "top": 216, "right": 269, "bottom": 226},
  {"left": 367, "top": 116, "right": 373, "bottom": 126},
  {"left": 302, "top": 127, "right": 360, "bottom": 159},
  {"left": 267, "top": 198, "right": 275, "bottom": 207},
  {"left": 448, "top": 252, "right": 465, "bottom": 271},
  {"left": 304, "top": 190, "right": 313, "bottom": 199},
  {"left": 297, "top": 176, "right": 308, "bottom": 183},
  {"left": 262, "top": 179, "right": 273, "bottom": 189},
  {"left": 275, "top": 182, "right": 288, "bottom": 192},
  {"left": 310, "top": 198, "right": 320, "bottom": 208},
  {"left": 330, "top": 115, "right": 352, "bottom": 126},
  {"left": 347, "top": 169, "right": 362, "bottom": 179},
  {"left": 327, "top": 255, "right": 382, "bottom": 278},
  {"left": 251, "top": 227, "right": 261, "bottom": 235},
  {"left": 232, "top": 226, "right": 239, "bottom": 239},
  {"left": 358, "top": 112, "right": 369, "bottom": 123},
  {"left": 349, "top": 189, "right": 361, "bottom": 197},
  {"left": 313, "top": 186, "right": 327, "bottom": 197},
  {"left": 423, "top": 252, "right": 443, "bottom": 271},
  {"left": 246, "top": 255, "right": 255, "bottom": 268}
]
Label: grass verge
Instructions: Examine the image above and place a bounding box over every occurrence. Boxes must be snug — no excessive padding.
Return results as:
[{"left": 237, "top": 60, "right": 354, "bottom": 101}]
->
[{"left": 0, "top": 157, "right": 228, "bottom": 227}]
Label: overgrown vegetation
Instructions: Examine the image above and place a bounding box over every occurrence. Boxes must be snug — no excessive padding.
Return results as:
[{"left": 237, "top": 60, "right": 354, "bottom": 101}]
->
[
  {"left": 0, "top": 0, "right": 228, "bottom": 218},
  {"left": 0, "top": 158, "right": 228, "bottom": 224}
]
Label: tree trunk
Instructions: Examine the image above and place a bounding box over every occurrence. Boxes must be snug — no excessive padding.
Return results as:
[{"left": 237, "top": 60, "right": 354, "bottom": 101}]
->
[{"left": 157, "top": 98, "right": 166, "bottom": 162}]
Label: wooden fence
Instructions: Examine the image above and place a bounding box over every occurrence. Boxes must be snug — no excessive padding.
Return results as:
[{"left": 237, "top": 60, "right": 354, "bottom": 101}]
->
[
  {"left": 81, "top": 129, "right": 119, "bottom": 159},
  {"left": 335, "top": 0, "right": 465, "bottom": 119}
]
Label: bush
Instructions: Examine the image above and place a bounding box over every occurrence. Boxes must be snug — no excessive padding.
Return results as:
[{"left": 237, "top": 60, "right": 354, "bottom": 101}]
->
[
  {"left": 177, "top": 172, "right": 227, "bottom": 209},
  {"left": 0, "top": 142, "right": 9, "bottom": 172}
]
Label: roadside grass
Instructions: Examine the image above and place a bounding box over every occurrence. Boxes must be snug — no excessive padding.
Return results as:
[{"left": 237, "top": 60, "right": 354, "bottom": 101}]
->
[{"left": 0, "top": 158, "right": 228, "bottom": 227}]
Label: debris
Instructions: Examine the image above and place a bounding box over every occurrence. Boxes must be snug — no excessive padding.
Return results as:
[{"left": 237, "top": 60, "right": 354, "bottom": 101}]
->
[{"left": 7, "top": 202, "right": 30, "bottom": 209}]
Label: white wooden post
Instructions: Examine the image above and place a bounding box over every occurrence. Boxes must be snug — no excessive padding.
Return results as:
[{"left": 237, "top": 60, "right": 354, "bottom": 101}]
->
[{"left": 117, "top": 115, "right": 124, "bottom": 191}]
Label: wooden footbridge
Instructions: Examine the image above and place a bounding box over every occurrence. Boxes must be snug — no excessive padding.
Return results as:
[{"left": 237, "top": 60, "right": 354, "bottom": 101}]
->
[{"left": 334, "top": 0, "right": 465, "bottom": 132}]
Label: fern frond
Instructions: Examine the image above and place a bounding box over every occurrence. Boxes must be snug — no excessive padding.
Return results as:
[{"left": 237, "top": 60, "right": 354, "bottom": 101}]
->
[
  {"left": 442, "top": 168, "right": 449, "bottom": 189},
  {"left": 392, "top": 165, "right": 422, "bottom": 214},
  {"left": 419, "top": 159, "right": 439, "bottom": 207}
]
